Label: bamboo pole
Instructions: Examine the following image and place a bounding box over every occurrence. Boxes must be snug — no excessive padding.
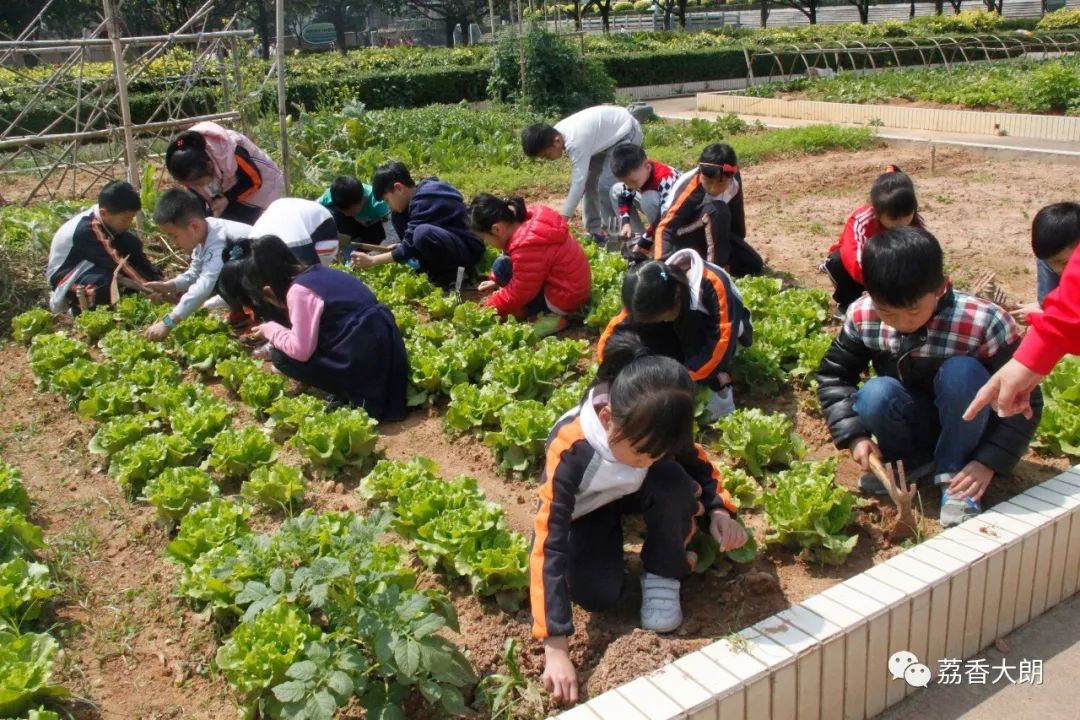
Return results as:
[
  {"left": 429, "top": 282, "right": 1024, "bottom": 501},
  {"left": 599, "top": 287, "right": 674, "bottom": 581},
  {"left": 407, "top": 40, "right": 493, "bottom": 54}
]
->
[
  {"left": 103, "top": 0, "right": 138, "bottom": 190},
  {"left": 0, "top": 111, "right": 242, "bottom": 151},
  {"left": 0, "top": 29, "right": 252, "bottom": 51},
  {"left": 275, "top": 0, "right": 290, "bottom": 194}
]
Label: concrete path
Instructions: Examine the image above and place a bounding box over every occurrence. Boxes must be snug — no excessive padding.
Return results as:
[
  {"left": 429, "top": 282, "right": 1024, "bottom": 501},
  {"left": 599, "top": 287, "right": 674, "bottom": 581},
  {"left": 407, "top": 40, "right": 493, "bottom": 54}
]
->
[
  {"left": 875, "top": 592, "right": 1080, "bottom": 719},
  {"left": 649, "top": 96, "right": 1080, "bottom": 160}
]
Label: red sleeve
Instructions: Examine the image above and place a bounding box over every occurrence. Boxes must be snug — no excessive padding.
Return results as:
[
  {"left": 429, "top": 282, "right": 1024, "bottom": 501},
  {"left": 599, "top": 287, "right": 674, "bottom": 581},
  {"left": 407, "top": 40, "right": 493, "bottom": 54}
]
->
[
  {"left": 1014, "top": 250, "right": 1080, "bottom": 375},
  {"left": 837, "top": 213, "right": 865, "bottom": 285},
  {"left": 485, "top": 244, "right": 548, "bottom": 319}
]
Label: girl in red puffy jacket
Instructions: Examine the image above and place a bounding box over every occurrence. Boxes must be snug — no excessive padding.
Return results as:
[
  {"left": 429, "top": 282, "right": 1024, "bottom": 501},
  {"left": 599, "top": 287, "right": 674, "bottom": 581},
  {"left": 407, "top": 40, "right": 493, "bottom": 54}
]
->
[{"left": 469, "top": 195, "right": 592, "bottom": 323}]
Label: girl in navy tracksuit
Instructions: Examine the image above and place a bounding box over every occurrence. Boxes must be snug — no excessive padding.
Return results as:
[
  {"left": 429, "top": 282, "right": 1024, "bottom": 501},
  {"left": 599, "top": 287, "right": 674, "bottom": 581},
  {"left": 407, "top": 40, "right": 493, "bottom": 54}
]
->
[
  {"left": 237, "top": 235, "right": 408, "bottom": 421},
  {"left": 530, "top": 333, "right": 746, "bottom": 707},
  {"left": 598, "top": 248, "right": 752, "bottom": 420}
]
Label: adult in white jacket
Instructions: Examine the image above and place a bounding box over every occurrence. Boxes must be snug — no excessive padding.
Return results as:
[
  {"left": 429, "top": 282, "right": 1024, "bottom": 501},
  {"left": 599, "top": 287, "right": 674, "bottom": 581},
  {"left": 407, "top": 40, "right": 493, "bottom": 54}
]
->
[{"left": 521, "top": 105, "right": 643, "bottom": 238}]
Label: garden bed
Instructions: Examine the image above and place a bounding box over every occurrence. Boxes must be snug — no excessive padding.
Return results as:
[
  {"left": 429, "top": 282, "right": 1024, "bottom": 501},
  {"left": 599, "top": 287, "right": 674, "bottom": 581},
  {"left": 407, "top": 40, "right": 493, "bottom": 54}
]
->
[{"left": 2, "top": 141, "right": 1079, "bottom": 719}]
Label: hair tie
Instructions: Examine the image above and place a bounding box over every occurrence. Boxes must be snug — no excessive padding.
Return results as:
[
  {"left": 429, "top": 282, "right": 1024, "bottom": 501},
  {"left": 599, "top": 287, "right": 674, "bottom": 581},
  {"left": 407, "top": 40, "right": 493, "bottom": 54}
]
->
[
  {"left": 228, "top": 244, "right": 245, "bottom": 261},
  {"left": 176, "top": 138, "right": 185, "bottom": 148},
  {"left": 659, "top": 268, "right": 668, "bottom": 281}
]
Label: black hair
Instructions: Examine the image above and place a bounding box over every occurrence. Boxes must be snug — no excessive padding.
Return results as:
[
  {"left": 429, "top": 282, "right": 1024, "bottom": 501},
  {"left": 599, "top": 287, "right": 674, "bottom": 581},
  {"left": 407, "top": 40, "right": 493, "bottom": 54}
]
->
[
  {"left": 521, "top": 123, "right": 559, "bottom": 157},
  {"left": 165, "top": 130, "right": 214, "bottom": 183},
  {"left": 620, "top": 260, "right": 691, "bottom": 324},
  {"left": 862, "top": 225, "right": 945, "bottom": 308},
  {"left": 371, "top": 162, "right": 415, "bottom": 201},
  {"left": 97, "top": 180, "right": 142, "bottom": 214},
  {"left": 153, "top": 188, "right": 206, "bottom": 226},
  {"left": 698, "top": 143, "right": 738, "bottom": 179},
  {"left": 870, "top": 166, "right": 918, "bottom": 220},
  {"left": 595, "top": 332, "right": 695, "bottom": 458},
  {"left": 610, "top": 143, "right": 647, "bottom": 178},
  {"left": 219, "top": 238, "right": 290, "bottom": 324},
  {"left": 329, "top": 175, "right": 366, "bottom": 209},
  {"left": 1032, "top": 202, "right": 1080, "bottom": 260},
  {"left": 468, "top": 193, "right": 527, "bottom": 233},
  {"left": 249, "top": 234, "right": 305, "bottom": 306}
]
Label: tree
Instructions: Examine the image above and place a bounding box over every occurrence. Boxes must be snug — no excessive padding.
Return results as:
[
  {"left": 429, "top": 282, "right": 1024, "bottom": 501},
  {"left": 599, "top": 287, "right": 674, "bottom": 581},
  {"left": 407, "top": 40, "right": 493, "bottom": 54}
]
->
[
  {"left": 387, "top": 0, "right": 505, "bottom": 47},
  {"left": 760, "top": 0, "right": 770, "bottom": 28},
  {"left": 771, "top": 0, "right": 819, "bottom": 24},
  {"left": 982, "top": 0, "right": 1002, "bottom": 13},
  {"left": 585, "top": 0, "right": 613, "bottom": 32},
  {"left": 655, "top": 0, "right": 690, "bottom": 28},
  {"left": 846, "top": 0, "right": 870, "bottom": 24}
]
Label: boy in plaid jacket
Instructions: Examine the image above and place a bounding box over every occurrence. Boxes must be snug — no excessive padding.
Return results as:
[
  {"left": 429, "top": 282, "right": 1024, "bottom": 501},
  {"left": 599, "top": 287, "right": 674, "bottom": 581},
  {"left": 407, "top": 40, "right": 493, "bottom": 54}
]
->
[{"left": 817, "top": 226, "right": 1041, "bottom": 528}]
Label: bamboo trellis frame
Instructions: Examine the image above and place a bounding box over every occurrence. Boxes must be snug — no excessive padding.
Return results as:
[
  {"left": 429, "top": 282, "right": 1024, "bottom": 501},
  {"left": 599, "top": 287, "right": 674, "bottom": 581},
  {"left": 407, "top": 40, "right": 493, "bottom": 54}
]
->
[{"left": 0, "top": 0, "right": 258, "bottom": 205}]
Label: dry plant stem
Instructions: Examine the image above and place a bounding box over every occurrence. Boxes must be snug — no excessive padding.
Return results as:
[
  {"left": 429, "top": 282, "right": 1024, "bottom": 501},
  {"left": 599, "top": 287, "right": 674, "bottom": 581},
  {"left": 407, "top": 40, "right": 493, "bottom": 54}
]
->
[{"left": 868, "top": 454, "right": 919, "bottom": 535}]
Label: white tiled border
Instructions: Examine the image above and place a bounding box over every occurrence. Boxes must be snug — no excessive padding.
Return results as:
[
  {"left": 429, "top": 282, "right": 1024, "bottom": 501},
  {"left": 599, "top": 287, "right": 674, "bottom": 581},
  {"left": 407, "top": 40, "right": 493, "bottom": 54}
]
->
[
  {"left": 694, "top": 94, "right": 1080, "bottom": 143},
  {"left": 556, "top": 465, "right": 1080, "bottom": 720}
]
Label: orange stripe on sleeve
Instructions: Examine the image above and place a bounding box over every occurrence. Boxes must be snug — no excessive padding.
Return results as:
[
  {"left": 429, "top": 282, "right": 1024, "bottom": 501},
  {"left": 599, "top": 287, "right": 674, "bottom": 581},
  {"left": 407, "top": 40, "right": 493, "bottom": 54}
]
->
[
  {"left": 596, "top": 309, "right": 628, "bottom": 364},
  {"left": 696, "top": 444, "right": 737, "bottom": 515},
  {"left": 654, "top": 175, "right": 701, "bottom": 260},
  {"left": 234, "top": 154, "right": 263, "bottom": 203},
  {"left": 530, "top": 419, "right": 586, "bottom": 639},
  {"left": 688, "top": 269, "right": 733, "bottom": 382}
]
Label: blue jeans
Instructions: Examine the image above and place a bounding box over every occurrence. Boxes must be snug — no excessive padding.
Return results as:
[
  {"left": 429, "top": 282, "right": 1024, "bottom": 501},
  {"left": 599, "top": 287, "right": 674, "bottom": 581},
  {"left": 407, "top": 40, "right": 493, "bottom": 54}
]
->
[
  {"left": 851, "top": 356, "right": 991, "bottom": 477},
  {"left": 1037, "top": 258, "right": 1060, "bottom": 306}
]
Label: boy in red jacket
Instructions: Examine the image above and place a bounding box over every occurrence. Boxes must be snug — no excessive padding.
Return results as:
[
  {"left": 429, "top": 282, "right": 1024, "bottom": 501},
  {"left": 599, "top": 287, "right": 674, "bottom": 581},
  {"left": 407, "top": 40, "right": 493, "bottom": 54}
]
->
[
  {"left": 821, "top": 166, "right": 924, "bottom": 313},
  {"left": 468, "top": 195, "right": 592, "bottom": 326}
]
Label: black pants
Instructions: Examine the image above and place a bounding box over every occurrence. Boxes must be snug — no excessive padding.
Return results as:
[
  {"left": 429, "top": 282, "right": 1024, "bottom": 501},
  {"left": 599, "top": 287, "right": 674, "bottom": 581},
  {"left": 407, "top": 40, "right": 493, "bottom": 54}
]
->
[
  {"left": 726, "top": 235, "right": 765, "bottom": 278},
  {"left": 567, "top": 460, "right": 700, "bottom": 612},
  {"left": 823, "top": 248, "right": 865, "bottom": 309},
  {"left": 331, "top": 209, "right": 386, "bottom": 245}
]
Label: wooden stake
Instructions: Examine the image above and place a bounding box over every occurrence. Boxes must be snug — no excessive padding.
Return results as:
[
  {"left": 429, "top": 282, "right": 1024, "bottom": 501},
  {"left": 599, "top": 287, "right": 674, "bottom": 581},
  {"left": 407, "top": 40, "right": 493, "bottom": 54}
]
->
[{"left": 103, "top": 0, "right": 138, "bottom": 190}]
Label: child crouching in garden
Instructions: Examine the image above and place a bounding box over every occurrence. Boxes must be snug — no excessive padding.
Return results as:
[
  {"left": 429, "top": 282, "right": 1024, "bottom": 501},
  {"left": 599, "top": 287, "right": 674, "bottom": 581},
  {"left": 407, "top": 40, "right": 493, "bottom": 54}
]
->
[
  {"left": 531, "top": 333, "right": 746, "bottom": 706},
  {"left": 231, "top": 235, "right": 409, "bottom": 422},
  {"left": 468, "top": 194, "right": 592, "bottom": 331},
  {"left": 816, "top": 226, "right": 1040, "bottom": 528},
  {"left": 597, "top": 248, "right": 752, "bottom": 421}
]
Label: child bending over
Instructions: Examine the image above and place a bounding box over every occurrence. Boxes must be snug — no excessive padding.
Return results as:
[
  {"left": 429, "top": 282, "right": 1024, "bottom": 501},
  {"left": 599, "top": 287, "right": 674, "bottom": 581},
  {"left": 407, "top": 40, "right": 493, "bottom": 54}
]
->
[
  {"left": 532, "top": 333, "right": 746, "bottom": 706},
  {"left": 1012, "top": 202, "right": 1080, "bottom": 321},
  {"left": 821, "top": 165, "right": 924, "bottom": 313},
  {"left": 609, "top": 143, "right": 681, "bottom": 251},
  {"left": 46, "top": 180, "right": 161, "bottom": 313},
  {"left": 143, "top": 189, "right": 253, "bottom": 340},
  {"left": 656, "top": 144, "right": 763, "bottom": 276},
  {"left": 598, "top": 249, "right": 752, "bottom": 421},
  {"left": 250, "top": 197, "right": 339, "bottom": 266},
  {"left": 468, "top": 194, "right": 592, "bottom": 326},
  {"left": 318, "top": 175, "right": 394, "bottom": 247},
  {"left": 349, "top": 162, "right": 485, "bottom": 289},
  {"left": 240, "top": 235, "right": 408, "bottom": 421},
  {"left": 816, "top": 226, "right": 1040, "bottom": 528}
]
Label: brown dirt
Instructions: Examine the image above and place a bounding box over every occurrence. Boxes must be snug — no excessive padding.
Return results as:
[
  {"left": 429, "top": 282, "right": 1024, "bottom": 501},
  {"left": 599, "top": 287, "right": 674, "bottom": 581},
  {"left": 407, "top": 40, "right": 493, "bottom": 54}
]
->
[{"left": 1, "top": 144, "right": 1076, "bottom": 715}]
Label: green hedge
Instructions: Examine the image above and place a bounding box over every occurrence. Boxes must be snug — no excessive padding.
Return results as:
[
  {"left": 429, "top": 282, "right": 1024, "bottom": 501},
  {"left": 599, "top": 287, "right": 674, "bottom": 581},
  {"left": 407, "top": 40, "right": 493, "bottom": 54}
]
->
[{"left": 4, "top": 31, "right": 1079, "bottom": 131}]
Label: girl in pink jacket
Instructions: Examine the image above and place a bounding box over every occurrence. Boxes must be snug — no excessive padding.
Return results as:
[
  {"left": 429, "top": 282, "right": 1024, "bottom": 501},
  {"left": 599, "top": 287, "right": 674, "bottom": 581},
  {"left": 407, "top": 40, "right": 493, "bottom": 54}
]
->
[{"left": 165, "top": 121, "right": 284, "bottom": 225}]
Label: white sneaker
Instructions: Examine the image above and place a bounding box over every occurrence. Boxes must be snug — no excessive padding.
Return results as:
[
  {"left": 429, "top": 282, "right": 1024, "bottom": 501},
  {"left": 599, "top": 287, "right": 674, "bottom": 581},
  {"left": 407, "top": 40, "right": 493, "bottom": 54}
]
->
[
  {"left": 705, "top": 386, "right": 736, "bottom": 421},
  {"left": 640, "top": 573, "right": 682, "bottom": 633}
]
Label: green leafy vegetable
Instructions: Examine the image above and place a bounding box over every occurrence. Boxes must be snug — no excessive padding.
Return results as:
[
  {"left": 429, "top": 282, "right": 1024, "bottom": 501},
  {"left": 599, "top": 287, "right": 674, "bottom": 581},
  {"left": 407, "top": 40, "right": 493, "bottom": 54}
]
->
[
  {"left": 712, "top": 408, "right": 806, "bottom": 478},
  {"left": 89, "top": 413, "right": 160, "bottom": 457},
  {"left": 207, "top": 427, "right": 276, "bottom": 478},
  {"left": 761, "top": 458, "right": 858, "bottom": 565},
  {"left": 0, "top": 508, "right": 44, "bottom": 563},
  {"left": 242, "top": 464, "right": 307, "bottom": 512},
  {"left": 11, "top": 309, "right": 53, "bottom": 346},
  {"left": 72, "top": 306, "right": 114, "bottom": 343},
  {"left": 290, "top": 408, "right": 378, "bottom": 473},
  {"left": 166, "top": 498, "right": 252, "bottom": 566},
  {"left": 266, "top": 395, "right": 327, "bottom": 439},
  {"left": 216, "top": 356, "right": 262, "bottom": 394},
  {"left": 27, "top": 334, "right": 90, "bottom": 389},
  {"left": 0, "top": 558, "right": 58, "bottom": 625},
  {"left": 108, "top": 433, "right": 196, "bottom": 496},
  {"left": 76, "top": 380, "right": 139, "bottom": 421},
  {"left": 0, "top": 629, "right": 69, "bottom": 717},
  {"left": 238, "top": 372, "right": 288, "bottom": 413},
  {"left": 0, "top": 463, "right": 30, "bottom": 515},
  {"left": 143, "top": 467, "right": 219, "bottom": 522},
  {"left": 98, "top": 328, "right": 168, "bottom": 368},
  {"left": 169, "top": 395, "right": 235, "bottom": 451},
  {"left": 178, "top": 333, "right": 244, "bottom": 371},
  {"left": 483, "top": 400, "right": 556, "bottom": 476}
]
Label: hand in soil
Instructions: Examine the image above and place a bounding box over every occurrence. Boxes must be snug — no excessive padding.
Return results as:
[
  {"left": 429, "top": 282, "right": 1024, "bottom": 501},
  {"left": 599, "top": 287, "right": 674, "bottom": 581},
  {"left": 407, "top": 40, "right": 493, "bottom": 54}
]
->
[
  {"left": 710, "top": 510, "right": 748, "bottom": 552},
  {"left": 542, "top": 636, "right": 579, "bottom": 706},
  {"left": 947, "top": 460, "right": 994, "bottom": 501}
]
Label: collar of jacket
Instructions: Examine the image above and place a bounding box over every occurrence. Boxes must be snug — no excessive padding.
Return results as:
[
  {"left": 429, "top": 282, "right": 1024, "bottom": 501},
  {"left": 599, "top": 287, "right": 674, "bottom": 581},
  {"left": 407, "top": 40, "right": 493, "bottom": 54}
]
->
[
  {"left": 896, "top": 286, "right": 955, "bottom": 354},
  {"left": 580, "top": 387, "right": 618, "bottom": 463}
]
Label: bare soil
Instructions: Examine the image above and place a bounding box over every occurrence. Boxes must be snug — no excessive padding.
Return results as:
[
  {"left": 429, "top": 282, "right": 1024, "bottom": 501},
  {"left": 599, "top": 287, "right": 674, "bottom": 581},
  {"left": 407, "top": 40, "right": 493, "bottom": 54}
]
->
[{"left": 1, "top": 144, "right": 1076, "bottom": 717}]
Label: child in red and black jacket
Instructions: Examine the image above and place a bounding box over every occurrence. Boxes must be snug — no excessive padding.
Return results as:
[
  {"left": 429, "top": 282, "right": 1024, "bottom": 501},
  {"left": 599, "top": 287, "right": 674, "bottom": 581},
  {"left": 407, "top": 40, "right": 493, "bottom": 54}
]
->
[
  {"left": 598, "top": 248, "right": 753, "bottom": 421},
  {"left": 821, "top": 165, "right": 925, "bottom": 313},
  {"left": 609, "top": 143, "right": 681, "bottom": 247},
  {"left": 817, "top": 226, "right": 1040, "bottom": 529},
  {"left": 531, "top": 333, "right": 746, "bottom": 707},
  {"left": 468, "top": 195, "right": 592, "bottom": 325}
]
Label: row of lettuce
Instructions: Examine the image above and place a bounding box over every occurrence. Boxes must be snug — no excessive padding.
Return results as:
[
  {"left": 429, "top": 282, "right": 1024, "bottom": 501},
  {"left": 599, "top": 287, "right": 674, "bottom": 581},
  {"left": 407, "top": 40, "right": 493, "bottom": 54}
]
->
[
  {"left": 10, "top": 295, "right": 535, "bottom": 718},
  {"left": 0, "top": 459, "right": 68, "bottom": 720}
]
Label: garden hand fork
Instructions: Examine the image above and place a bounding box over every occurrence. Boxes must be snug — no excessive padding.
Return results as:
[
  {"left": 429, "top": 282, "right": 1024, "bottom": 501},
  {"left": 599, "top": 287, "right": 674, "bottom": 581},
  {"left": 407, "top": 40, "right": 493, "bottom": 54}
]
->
[{"left": 868, "top": 454, "right": 919, "bottom": 536}]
